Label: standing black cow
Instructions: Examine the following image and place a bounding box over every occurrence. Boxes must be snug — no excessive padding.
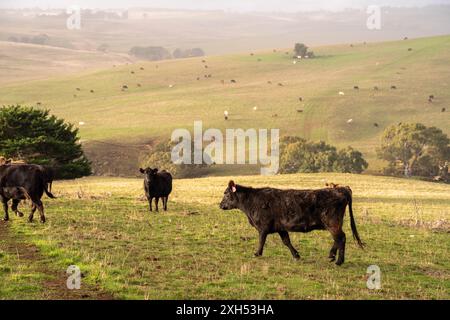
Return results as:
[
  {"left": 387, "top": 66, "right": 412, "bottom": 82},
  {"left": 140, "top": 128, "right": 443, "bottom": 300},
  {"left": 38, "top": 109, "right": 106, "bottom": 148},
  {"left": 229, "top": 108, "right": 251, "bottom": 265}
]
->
[
  {"left": 219, "top": 181, "right": 364, "bottom": 265},
  {"left": 0, "top": 164, "right": 56, "bottom": 223},
  {"left": 139, "top": 168, "right": 172, "bottom": 212}
]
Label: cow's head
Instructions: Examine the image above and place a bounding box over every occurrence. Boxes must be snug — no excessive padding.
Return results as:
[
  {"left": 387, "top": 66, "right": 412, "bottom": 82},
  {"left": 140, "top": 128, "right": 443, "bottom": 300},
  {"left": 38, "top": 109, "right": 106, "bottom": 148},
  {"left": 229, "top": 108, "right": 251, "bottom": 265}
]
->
[
  {"left": 139, "top": 167, "right": 158, "bottom": 181},
  {"left": 219, "top": 180, "right": 239, "bottom": 210}
]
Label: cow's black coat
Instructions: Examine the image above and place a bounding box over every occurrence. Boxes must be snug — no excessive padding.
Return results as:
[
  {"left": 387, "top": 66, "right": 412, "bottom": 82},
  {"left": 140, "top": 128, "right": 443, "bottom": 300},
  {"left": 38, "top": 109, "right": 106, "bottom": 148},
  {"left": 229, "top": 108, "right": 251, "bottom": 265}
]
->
[
  {"left": 140, "top": 168, "right": 172, "bottom": 212},
  {"left": 220, "top": 181, "right": 364, "bottom": 265},
  {"left": 0, "top": 164, "right": 55, "bottom": 223}
]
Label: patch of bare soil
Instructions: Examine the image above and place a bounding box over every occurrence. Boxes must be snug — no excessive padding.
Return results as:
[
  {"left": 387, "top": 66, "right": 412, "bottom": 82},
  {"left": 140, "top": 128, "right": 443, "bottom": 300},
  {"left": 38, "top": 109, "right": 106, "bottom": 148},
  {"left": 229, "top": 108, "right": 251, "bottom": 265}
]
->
[{"left": 0, "top": 221, "right": 114, "bottom": 300}]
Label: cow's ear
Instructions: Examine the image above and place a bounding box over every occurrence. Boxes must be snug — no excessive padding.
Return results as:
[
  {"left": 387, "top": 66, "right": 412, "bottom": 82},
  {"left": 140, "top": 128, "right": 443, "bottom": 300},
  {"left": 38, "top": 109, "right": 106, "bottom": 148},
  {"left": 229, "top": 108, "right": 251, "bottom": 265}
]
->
[
  {"left": 139, "top": 168, "right": 145, "bottom": 174},
  {"left": 228, "top": 180, "right": 237, "bottom": 192}
]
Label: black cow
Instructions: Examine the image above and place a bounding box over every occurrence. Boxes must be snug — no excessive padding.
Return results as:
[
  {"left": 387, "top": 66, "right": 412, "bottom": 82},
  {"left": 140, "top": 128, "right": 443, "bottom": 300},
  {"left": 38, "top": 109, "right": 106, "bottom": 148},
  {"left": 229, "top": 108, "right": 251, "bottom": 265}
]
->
[
  {"left": 139, "top": 168, "right": 172, "bottom": 212},
  {"left": 219, "top": 181, "right": 364, "bottom": 265},
  {"left": 0, "top": 164, "right": 56, "bottom": 223}
]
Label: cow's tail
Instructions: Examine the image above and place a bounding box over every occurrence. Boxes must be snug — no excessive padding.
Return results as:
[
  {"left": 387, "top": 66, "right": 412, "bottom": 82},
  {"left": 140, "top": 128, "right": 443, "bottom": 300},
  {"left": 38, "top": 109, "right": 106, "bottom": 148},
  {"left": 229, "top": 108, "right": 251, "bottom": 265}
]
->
[
  {"left": 347, "top": 188, "right": 365, "bottom": 249},
  {"left": 43, "top": 181, "right": 56, "bottom": 199}
]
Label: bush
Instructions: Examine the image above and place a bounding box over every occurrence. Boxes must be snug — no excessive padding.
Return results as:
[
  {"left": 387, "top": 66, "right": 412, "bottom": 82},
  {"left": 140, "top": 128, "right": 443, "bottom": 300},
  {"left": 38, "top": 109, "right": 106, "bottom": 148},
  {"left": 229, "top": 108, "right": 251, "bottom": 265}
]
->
[
  {"left": 142, "top": 140, "right": 212, "bottom": 178},
  {"left": 279, "top": 136, "right": 367, "bottom": 174},
  {"left": 0, "top": 105, "right": 91, "bottom": 179},
  {"left": 377, "top": 123, "right": 449, "bottom": 178}
]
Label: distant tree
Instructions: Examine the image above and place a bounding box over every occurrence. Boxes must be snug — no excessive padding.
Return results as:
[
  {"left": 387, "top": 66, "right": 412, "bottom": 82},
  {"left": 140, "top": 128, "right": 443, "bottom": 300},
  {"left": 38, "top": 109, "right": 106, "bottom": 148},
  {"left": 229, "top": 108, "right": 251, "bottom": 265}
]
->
[
  {"left": 294, "top": 43, "right": 308, "bottom": 57},
  {"left": 173, "top": 48, "right": 205, "bottom": 59},
  {"left": 0, "top": 105, "right": 91, "bottom": 179},
  {"left": 279, "top": 136, "right": 367, "bottom": 174},
  {"left": 377, "top": 123, "right": 450, "bottom": 178},
  {"left": 142, "top": 140, "right": 212, "bottom": 178},
  {"left": 334, "top": 147, "right": 368, "bottom": 174},
  {"left": 172, "top": 48, "right": 185, "bottom": 59},
  {"left": 190, "top": 48, "right": 205, "bottom": 57},
  {"left": 129, "top": 46, "right": 172, "bottom": 61},
  {"left": 294, "top": 43, "right": 315, "bottom": 58}
]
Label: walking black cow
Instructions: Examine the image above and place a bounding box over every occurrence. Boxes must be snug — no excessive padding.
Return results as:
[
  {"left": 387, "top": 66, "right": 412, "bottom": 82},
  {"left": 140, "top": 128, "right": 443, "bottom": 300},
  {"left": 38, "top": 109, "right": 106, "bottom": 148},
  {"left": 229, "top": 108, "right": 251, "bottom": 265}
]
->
[
  {"left": 139, "top": 168, "right": 172, "bottom": 212},
  {"left": 0, "top": 164, "right": 56, "bottom": 223},
  {"left": 219, "top": 181, "right": 364, "bottom": 265}
]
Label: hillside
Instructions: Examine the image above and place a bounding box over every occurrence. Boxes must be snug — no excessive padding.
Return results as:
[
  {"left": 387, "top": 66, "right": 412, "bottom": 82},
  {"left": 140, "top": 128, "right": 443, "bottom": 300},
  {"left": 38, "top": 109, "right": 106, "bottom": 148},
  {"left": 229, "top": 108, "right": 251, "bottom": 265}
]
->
[
  {"left": 0, "top": 41, "right": 132, "bottom": 85},
  {"left": 0, "top": 35, "right": 449, "bottom": 175}
]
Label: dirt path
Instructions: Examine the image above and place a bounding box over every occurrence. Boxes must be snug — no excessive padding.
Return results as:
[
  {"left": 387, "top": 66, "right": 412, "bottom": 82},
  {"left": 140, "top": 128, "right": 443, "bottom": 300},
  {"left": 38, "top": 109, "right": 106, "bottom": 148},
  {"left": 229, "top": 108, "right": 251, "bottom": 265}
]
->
[{"left": 0, "top": 221, "right": 114, "bottom": 300}]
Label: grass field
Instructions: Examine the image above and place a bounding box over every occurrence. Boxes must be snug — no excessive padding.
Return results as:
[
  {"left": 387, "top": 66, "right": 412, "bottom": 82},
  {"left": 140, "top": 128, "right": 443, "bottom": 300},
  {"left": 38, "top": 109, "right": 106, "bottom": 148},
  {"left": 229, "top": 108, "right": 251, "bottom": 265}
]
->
[
  {"left": 1, "top": 173, "right": 449, "bottom": 300},
  {"left": 1, "top": 35, "right": 449, "bottom": 174}
]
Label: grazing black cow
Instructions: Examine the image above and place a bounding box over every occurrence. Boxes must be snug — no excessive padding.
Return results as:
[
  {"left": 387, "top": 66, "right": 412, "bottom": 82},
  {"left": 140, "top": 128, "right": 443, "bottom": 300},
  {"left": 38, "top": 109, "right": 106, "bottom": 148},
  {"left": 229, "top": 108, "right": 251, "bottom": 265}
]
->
[
  {"left": 0, "top": 164, "right": 56, "bottom": 223},
  {"left": 230, "top": 79, "right": 237, "bottom": 83},
  {"left": 219, "top": 181, "right": 364, "bottom": 265},
  {"left": 139, "top": 168, "right": 172, "bottom": 212}
]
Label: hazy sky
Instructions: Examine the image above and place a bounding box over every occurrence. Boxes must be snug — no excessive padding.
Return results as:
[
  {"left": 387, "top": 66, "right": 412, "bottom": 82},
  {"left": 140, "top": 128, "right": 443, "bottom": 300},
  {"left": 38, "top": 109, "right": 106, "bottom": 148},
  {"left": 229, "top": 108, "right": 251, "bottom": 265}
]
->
[{"left": 2, "top": 0, "right": 450, "bottom": 11}]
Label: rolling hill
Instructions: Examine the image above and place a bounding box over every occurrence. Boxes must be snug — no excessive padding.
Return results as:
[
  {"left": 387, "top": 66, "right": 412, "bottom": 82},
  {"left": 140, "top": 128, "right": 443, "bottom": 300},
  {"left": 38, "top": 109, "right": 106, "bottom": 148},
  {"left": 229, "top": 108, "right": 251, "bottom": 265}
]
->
[
  {"left": 0, "top": 41, "right": 132, "bottom": 85},
  {"left": 0, "top": 35, "right": 449, "bottom": 175}
]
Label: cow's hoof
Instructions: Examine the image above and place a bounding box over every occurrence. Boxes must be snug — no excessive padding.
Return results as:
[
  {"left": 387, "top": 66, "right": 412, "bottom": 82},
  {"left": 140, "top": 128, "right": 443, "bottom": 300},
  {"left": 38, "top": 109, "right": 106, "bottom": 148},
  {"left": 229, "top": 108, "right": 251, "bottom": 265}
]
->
[
  {"left": 335, "top": 260, "right": 344, "bottom": 266},
  {"left": 3, "top": 218, "right": 9, "bottom": 222},
  {"left": 40, "top": 219, "right": 46, "bottom": 223},
  {"left": 329, "top": 256, "right": 336, "bottom": 262},
  {"left": 254, "top": 252, "right": 262, "bottom": 257},
  {"left": 28, "top": 218, "right": 33, "bottom": 223},
  {"left": 17, "top": 212, "right": 24, "bottom": 217},
  {"left": 293, "top": 254, "right": 300, "bottom": 260}
]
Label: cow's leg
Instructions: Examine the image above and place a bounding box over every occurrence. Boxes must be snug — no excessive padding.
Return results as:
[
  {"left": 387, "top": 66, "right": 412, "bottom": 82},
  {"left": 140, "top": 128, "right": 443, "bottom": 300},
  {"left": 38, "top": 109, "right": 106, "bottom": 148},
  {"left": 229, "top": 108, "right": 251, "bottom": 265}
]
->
[
  {"left": 28, "top": 203, "right": 37, "bottom": 222},
  {"left": 2, "top": 199, "right": 9, "bottom": 221},
  {"left": 254, "top": 231, "right": 268, "bottom": 257},
  {"left": 328, "top": 242, "right": 338, "bottom": 262},
  {"left": 335, "top": 231, "right": 346, "bottom": 266},
  {"left": 148, "top": 197, "right": 153, "bottom": 212},
  {"left": 35, "top": 200, "right": 45, "bottom": 223},
  {"left": 155, "top": 197, "right": 160, "bottom": 212},
  {"left": 278, "top": 231, "right": 300, "bottom": 260},
  {"left": 163, "top": 196, "right": 168, "bottom": 211},
  {"left": 12, "top": 199, "right": 24, "bottom": 217}
]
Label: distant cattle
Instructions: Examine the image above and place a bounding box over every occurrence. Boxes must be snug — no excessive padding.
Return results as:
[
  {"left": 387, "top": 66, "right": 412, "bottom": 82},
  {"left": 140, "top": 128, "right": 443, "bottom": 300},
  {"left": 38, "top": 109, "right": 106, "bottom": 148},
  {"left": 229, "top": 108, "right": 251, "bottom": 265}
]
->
[
  {"left": 0, "top": 164, "right": 56, "bottom": 222},
  {"left": 374, "top": 123, "right": 379, "bottom": 127},
  {"left": 267, "top": 81, "right": 272, "bottom": 84},
  {"left": 122, "top": 85, "right": 128, "bottom": 90},
  {"left": 298, "top": 97, "right": 303, "bottom": 102},
  {"left": 219, "top": 181, "right": 364, "bottom": 265},
  {"left": 297, "top": 109, "right": 303, "bottom": 113},
  {"left": 140, "top": 67, "right": 145, "bottom": 70},
  {"left": 230, "top": 80, "right": 237, "bottom": 83},
  {"left": 139, "top": 168, "right": 172, "bottom": 212},
  {"left": 278, "top": 83, "right": 284, "bottom": 87},
  {"left": 353, "top": 86, "right": 359, "bottom": 90},
  {"left": 137, "top": 83, "right": 141, "bottom": 87},
  {"left": 391, "top": 85, "right": 397, "bottom": 89},
  {"left": 374, "top": 86, "right": 379, "bottom": 91},
  {"left": 442, "top": 108, "right": 446, "bottom": 112},
  {"left": 90, "top": 90, "right": 95, "bottom": 93},
  {"left": 76, "top": 88, "right": 81, "bottom": 91},
  {"left": 408, "top": 48, "right": 413, "bottom": 51}
]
